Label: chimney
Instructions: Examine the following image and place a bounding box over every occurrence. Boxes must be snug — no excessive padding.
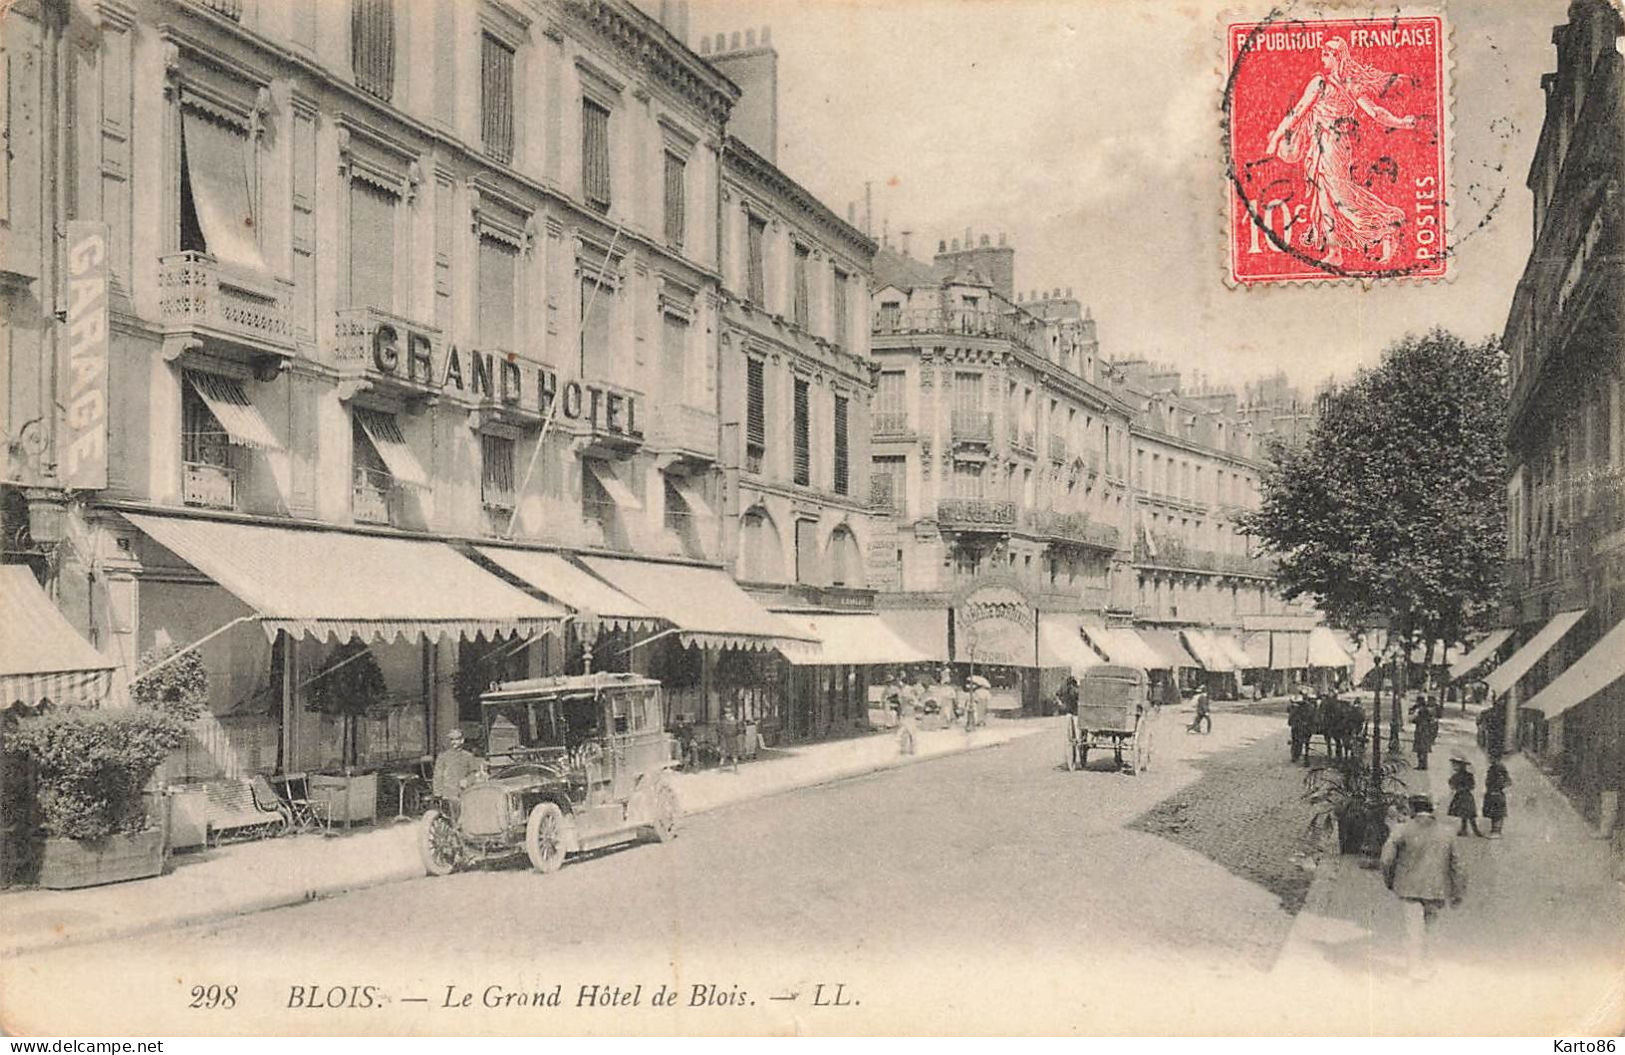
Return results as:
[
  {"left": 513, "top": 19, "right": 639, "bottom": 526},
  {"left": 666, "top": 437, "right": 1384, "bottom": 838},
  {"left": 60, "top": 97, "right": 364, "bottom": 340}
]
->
[
  {"left": 963, "top": 226, "right": 972, "bottom": 246},
  {"left": 979, "top": 234, "right": 990, "bottom": 247},
  {"left": 938, "top": 240, "right": 947, "bottom": 253},
  {"left": 900, "top": 230, "right": 912, "bottom": 256}
]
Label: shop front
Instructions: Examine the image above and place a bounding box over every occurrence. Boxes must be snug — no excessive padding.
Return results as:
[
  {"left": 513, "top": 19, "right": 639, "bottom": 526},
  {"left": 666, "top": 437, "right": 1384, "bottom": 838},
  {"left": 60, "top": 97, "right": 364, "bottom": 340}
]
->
[
  {"left": 775, "top": 611, "right": 932, "bottom": 739},
  {"left": 952, "top": 580, "right": 1039, "bottom": 714}
]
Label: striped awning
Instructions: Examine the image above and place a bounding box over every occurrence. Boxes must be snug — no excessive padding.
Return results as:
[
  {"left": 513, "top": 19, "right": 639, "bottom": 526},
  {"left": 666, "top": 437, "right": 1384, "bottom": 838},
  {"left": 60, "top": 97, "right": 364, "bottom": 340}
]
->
[
  {"left": 0, "top": 567, "right": 114, "bottom": 707},
  {"left": 1484, "top": 610, "right": 1587, "bottom": 698},
  {"left": 1038, "top": 614, "right": 1103, "bottom": 672},
  {"left": 579, "top": 556, "right": 815, "bottom": 653},
  {"left": 1448, "top": 628, "right": 1514, "bottom": 683},
  {"left": 124, "top": 512, "right": 565, "bottom": 643},
  {"left": 1523, "top": 616, "right": 1625, "bottom": 721},
  {"left": 354, "top": 408, "right": 429, "bottom": 488},
  {"left": 1308, "top": 627, "right": 1354, "bottom": 668},
  {"left": 1180, "top": 629, "right": 1234, "bottom": 672},
  {"left": 1138, "top": 629, "right": 1203, "bottom": 670},
  {"left": 473, "top": 546, "right": 661, "bottom": 632},
  {"left": 1080, "top": 627, "right": 1164, "bottom": 671},
  {"left": 777, "top": 612, "right": 931, "bottom": 667},
  {"left": 1213, "top": 633, "right": 1257, "bottom": 669},
  {"left": 187, "top": 372, "right": 280, "bottom": 450}
]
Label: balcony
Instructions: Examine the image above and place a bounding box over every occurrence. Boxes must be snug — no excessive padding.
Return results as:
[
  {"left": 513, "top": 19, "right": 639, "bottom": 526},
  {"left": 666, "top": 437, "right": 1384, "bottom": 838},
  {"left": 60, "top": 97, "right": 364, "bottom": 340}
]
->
[
  {"left": 872, "top": 307, "right": 1037, "bottom": 353},
  {"left": 330, "top": 306, "right": 444, "bottom": 405},
  {"left": 1048, "top": 435, "right": 1068, "bottom": 463},
  {"left": 352, "top": 468, "right": 398, "bottom": 526},
  {"left": 158, "top": 252, "right": 294, "bottom": 367},
  {"left": 182, "top": 461, "right": 237, "bottom": 510},
  {"left": 1009, "top": 428, "right": 1035, "bottom": 456},
  {"left": 936, "top": 498, "right": 1016, "bottom": 532},
  {"left": 1215, "top": 551, "right": 1276, "bottom": 577},
  {"left": 951, "top": 410, "right": 994, "bottom": 446},
  {"left": 646, "top": 403, "right": 719, "bottom": 463},
  {"left": 1026, "top": 511, "right": 1119, "bottom": 551},
  {"left": 570, "top": 381, "right": 646, "bottom": 459},
  {"left": 873, "top": 411, "right": 912, "bottom": 438},
  {"left": 192, "top": 0, "right": 242, "bottom": 18}
]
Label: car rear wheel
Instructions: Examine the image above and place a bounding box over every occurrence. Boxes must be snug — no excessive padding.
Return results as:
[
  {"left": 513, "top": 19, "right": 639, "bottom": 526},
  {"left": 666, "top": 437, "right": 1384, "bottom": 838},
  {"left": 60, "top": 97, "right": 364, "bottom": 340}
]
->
[
  {"left": 650, "top": 780, "right": 679, "bottom": 843},
  {"left": 419, "top": 809, "right": 459, "bottom": 876},
  {"left": 525, "top": 802, "right": 566, "bottom": 874}
]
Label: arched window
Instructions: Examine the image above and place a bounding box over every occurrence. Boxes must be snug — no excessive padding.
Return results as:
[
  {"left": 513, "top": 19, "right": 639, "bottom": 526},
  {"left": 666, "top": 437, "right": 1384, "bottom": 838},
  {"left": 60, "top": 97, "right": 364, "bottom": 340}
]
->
[
  {"left": 828, "top": 526, "right": 864, "bottom": 588},
  {"left": 740, "top": 508, "right": 785, "bottom": 584}
]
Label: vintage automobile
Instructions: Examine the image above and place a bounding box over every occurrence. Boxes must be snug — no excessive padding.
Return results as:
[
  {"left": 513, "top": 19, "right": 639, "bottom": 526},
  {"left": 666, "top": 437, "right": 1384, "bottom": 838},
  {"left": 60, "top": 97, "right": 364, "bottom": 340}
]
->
[{"left": 418, "top": 672, "right": 680, "bottom": 876}]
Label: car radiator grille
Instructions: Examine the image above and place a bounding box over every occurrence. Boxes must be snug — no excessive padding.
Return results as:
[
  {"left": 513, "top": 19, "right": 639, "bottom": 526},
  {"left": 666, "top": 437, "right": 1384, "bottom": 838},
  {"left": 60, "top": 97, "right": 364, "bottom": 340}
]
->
[{"left": 459, "top": 786, "right": 511, "bottom": 836}]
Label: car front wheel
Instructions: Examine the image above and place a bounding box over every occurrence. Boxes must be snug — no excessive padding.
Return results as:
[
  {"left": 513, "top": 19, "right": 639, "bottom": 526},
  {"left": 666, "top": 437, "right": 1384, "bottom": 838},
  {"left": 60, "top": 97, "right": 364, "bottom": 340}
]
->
[
  {"left": 525, "top": 802, "right": 566, "bottom": 874},
  {"left": 650, "top": 780, "right": 679, "bottom": 843},
  {"left": 419, "top": 809, "right": 459, "bottom": 876}
]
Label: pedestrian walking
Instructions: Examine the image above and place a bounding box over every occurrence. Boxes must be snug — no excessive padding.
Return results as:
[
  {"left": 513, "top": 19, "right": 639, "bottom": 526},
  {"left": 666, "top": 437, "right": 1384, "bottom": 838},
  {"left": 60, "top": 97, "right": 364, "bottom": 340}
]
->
[
  {"left": 896, "top": 674, "right": 920, "bottom": 755},
  {"left": 1057, "top": 675, "right": 1080, "bottom": 717},
  {"left": 1483, "top": 756, "right": 1511, "bottom": 838},
  {"left": 1448, "top": 756, "right": 1484, "bottom": 837},
  {"left": 964, "top": 676, "right": 990, "bottom": 732},
  {"left": 1410, "top": 701, "right": 1436, "bottom": 771},
  {"left": 718, "top": 706, "right": 742, "bottom": 772},
  {"left": 1380, "top": 794, "right": 1465, "bottom": 978},
  {"left": 1187, "top": 688, "right": 1211, "bottom": 734}
]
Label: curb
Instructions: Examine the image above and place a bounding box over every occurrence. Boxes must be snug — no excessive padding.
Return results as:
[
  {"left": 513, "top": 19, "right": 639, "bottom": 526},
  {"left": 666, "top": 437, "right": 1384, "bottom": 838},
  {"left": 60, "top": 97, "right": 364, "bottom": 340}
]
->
[{"left": 5, "top": 725, "right": 1043, "bottom": 959}]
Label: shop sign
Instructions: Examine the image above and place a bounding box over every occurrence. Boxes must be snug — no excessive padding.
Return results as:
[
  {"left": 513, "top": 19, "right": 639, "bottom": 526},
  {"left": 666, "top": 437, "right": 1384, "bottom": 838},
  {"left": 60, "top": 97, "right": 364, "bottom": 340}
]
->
[
  {"left": 954, "top": 581, "right": 1036, "bottom": 666},
  {"left": 365, "top": 321, "right": 640, "bottom": 437},
  {"left": 60, "top": 222, "right": 110, "bottom": 489}
]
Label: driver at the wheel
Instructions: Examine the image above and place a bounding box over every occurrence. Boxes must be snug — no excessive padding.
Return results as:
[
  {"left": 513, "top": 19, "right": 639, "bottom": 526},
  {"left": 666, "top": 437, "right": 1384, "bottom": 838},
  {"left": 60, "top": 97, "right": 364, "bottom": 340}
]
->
[{"left": 432, "top": 729, "right": 480, "bottom": 801}]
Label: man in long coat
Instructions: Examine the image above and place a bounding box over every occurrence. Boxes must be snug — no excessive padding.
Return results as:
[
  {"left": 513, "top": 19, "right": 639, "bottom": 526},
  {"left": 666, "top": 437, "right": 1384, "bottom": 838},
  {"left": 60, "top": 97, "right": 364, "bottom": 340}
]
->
[{"left": 1381, "top": 794, "right": 1465, "bottom": 977}]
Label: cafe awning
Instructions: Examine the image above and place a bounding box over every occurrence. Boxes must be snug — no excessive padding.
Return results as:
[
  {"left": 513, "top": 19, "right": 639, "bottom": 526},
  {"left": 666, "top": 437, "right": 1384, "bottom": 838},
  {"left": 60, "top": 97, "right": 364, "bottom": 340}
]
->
[
  {"left": 1214, "top": 633, "right": 1257, "bottom": 669},
  {"left": 1308, "top": 627, "right": 1354, "bottom": 669},
  {"left": 1244, "top": 629, "right": 1310, "bottom": 669},
  {"left": 1180, "top": 629, "right": 1234, "bottom": 672},
  {"left": 1038, "top": 614, "right": 1103, "bottom": 672},
  {"left": 1483, "top": 609, "right": 1587, "bottom": 698},
  {"left": 776, "top": 612, "right": 931, "bottom": 667},
  {"left": 1080, "top": 627, "right": 1163, "bottom": 671},
  {"left": 1522, "top": 616, "right": 1625, "bottom": 721},
  {"left": 186, "top": 372, "right": 281, "bottom": 450},
  {"left": 578, "top": 556, "right": 813, "bottom": 652},
  {"left": 1448, "top": 628, "right": 1514, "bottom": 683},
  {"left": 123, "top": 512, "right": 565, "bottom": 642},
  {"left": 876, "top": 608, "right": 950, "bottom": 663},
  {"left": 0, "top": 567, "right": 115, "bottom": 707},
  {"left": 473, "top": 546, "right": 660, "bottom": 632},
  {"left": 1138, "top": 629, "right": 1203, "bottom": 670}
]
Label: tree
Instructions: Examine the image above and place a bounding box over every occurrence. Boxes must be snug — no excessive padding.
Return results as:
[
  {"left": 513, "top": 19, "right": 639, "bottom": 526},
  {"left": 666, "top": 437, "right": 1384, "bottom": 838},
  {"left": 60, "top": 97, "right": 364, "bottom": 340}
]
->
[
  {"left": 1244, "top": 329, "right": 1507, "bottom": 777},
  {"left": 307, "top": 640, "right": 389, "bottom": 768}
]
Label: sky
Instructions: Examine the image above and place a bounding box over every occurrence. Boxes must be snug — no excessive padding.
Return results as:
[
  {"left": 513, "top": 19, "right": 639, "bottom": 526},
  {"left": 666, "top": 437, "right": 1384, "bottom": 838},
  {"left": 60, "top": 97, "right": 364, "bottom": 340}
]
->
[{"left": 687, "top": 0, "right": 1567, "bottom": 395}]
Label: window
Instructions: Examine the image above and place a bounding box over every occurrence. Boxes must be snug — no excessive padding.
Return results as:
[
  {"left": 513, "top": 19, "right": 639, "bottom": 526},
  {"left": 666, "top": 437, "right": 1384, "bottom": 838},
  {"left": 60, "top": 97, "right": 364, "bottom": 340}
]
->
[
  {"left": 478, "top": 237, "right": 518, "bottom": 351},
  {"left": 481, "top": 433, "right": 515, "bottom": 509},
  {"left": 351, "top": 0, "right": 395, "bottom": 101},
  {"left": 792, "top": 244, "right": 810, "bottom": 329},
  {"left": 663, "top": 151, "right": 686, "bottom": 247},
  {"left": 876, "top": 370, "right": 906, "bottom": 433},
  {"left": 746, "top": 215, "right": 766, "bottom": 305},
  {"left": 871, "top": 456, "right": 905, "bottom": 513},
  {"left": 352, "top": 417, "right": 393, "bottom": 524},
  {"left": 954, "top": 461, "right": 983, "bottom": 498},
  {"left": 793, "top": 378, "right": 811, "bottom": 486},
  {"left": 878, "top": 299, "right": 902, "bottom": 331},
  {"left": 954, "top": 372, "right": 982, "bottom": 410},
  {"left": 661, "top": 311, "right": 688, "bottom": 399},
  {"left": 480, "top": 34, "right": 515, "bottom": 164},
  {"left": 833, "top": 395, "right": 849, "bottom": 496},
  {"left": 182, "top": 376, "right": 235, "bottom": 509},
  {"left": 582, "top": 98, "right": 612, "bottom": 211},
  {"left": 745, "top": 358, "right": 766, "bottom": 470},
  {"left": 178, "top": 106, "right": 262, "bottom": 271},
  {"left": 831, "top": 269, "right": 849, "bottom": 346},
  {"left": 580, "top": 277, "right": 613, "bottom": 381},
  {"left": 349, "top": 181, "right": 397, "bottom": 310},
  {"left": 794, "top": 519, "right": 820, "bottom": 586}
]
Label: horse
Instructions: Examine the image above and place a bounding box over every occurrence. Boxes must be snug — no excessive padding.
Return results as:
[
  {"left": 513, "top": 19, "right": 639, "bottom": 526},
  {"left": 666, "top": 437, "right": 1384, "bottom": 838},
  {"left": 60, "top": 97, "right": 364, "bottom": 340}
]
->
[{"left": 1290, "top": 695, "right": 1367, "bottom": 763}]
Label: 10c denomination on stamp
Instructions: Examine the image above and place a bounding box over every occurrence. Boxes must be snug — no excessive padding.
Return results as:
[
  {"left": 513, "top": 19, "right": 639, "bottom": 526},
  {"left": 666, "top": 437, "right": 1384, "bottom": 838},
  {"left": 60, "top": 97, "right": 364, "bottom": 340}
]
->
[{"left": 1225, "top": 12, "right": 1449, "bottom": 284}]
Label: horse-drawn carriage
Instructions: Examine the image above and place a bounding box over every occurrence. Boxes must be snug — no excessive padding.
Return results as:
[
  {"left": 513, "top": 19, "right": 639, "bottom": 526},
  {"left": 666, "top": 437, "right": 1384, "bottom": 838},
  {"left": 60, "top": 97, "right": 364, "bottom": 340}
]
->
[
  {"left": 1065, "top": 664, "right": 1154, "bottom": 774},
  {"left": 1288, "top": 693, "right": 1368, "bottom": 763}
]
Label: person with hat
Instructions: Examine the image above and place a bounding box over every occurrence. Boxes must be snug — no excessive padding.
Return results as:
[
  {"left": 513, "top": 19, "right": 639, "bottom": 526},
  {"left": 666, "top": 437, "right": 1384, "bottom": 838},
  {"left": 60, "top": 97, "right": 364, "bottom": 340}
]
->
[
  {"left": 432, "top": 728, "right": 480, "bottom": 802},
  {"left": 1380, "top": 794, "right": 1465, "bottom": 977},
  {"left": 964, "top": 676, "right": 991, "bottom": 732},
  {"left": 1482, "top": 755, "right": 1512, "bottom": 838},
  {"left": 1448, "top": 756, "right": 1485, "bottom": 837}
]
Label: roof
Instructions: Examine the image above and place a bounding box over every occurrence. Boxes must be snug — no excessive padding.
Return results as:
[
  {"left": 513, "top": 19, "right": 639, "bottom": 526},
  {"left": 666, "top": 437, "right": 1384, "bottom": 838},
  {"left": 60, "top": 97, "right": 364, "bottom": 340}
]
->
[
  {"left": 0, "top": 566, "right": 114, "bottom": 706},
  {"left": 723, "top": 136, "right": 877, "bottom": 259},
  {"left": 872, "top": 246, "right": 940, "bottom": 291},
  {"left": 123, "top": 512, "right": 565, "bottom": 643}
]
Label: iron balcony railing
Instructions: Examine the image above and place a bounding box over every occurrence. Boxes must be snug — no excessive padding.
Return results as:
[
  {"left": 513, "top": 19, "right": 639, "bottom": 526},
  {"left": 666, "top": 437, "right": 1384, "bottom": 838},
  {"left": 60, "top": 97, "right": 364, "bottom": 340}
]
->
[
  {"left": 872, "top": 307, "right": 1038, "bottom": 353},
  {"left": 352, "top": 467, "right": 396, "bottom": 525},
  {"left": 873, "top": 411, "right": 912, "bottom": 437},
  {"left": 158, "top": 252, "right": 294, "bottom": 356},
  {"left": 951, "top": 410, "right": 994, "bottom": 444},
  {"left": 646, "top": 403, "right": 719, "bottom": 460},
  {"left": 182, "top": 461, "right": 237, "bottom": 510},
  {"left": 937, "top": 498, "right": 1016, "bottom": 530},
  {"left": 1026, "top": 511, "right": 1119, "bottom": 550}
]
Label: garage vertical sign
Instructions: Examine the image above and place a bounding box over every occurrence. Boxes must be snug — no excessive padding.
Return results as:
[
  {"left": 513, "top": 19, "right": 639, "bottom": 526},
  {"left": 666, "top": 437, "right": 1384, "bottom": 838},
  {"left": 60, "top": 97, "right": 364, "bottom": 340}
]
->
[{"left": 60, "top": 221, "right": 110, "bottom": 489}]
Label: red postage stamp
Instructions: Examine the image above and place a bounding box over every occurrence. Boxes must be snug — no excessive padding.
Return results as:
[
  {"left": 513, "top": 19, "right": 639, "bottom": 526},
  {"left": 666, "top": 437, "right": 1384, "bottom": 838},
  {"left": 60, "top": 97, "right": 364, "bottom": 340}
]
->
[{"left": 1225, "top": 13, "right": 1449, "bottom": 284}]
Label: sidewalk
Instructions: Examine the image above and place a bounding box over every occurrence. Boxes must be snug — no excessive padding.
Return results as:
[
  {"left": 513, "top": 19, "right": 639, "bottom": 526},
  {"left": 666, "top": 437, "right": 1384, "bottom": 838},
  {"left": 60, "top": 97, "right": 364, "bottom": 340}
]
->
[
  {"left": 0, "top": 718, "right": 1041, "bottom": 960},
  {"left": 1269, "top": 706, "right": 1625, "bottom": 1035}
]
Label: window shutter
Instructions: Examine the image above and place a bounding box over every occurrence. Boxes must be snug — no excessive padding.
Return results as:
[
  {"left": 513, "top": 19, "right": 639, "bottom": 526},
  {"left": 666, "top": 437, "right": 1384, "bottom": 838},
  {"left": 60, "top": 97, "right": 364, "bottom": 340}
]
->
[
  {"left": 349, "top": 181, "right": 396, "bottom": 311},
  {"left": 833, "top": 395, "right": 849, "bottom": 496},
  {"left": 582, "top": 99, "right": 612, "bottom": 209},
  {"left": 832, "top": 271, "right": 848, "bottom": 347},
  {"left": 661, "top": 312, "right": 687, "bottom": 397},
  {"left": 481, "top": 433, "right": 515, "bottom": 506},
  {"left": 746, "top": 358, "right": 766, "bottom": 451},
  {"left": 746, "top": 216, "right": 766, "bottom": 305},
  {"left": 793, "top": 378, "right": 810, "bottom": 486},
  {"left": 481, "top": 35, "right": 515, "bottom": 164},
  {"left": 477, "top": 237, "right": 518, "bottom": 351},
  {"left": 663, "top": 152, "right": 686, "bottom": 246},
  {"left": 580, "top": 278, "right": 614, "bottom": 381},
  {"left": 793, "top": 245, "right": 810, "bottom": 328},
  {"left": 352, "top": 0, "right": 395, "bottom": 101}
]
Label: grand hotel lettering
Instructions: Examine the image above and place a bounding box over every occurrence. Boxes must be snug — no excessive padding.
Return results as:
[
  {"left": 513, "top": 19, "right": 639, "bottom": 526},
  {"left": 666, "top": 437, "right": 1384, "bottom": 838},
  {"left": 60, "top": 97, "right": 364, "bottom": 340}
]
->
[{"left": 367, "top": 321, "right": 639, "bottom": 437}]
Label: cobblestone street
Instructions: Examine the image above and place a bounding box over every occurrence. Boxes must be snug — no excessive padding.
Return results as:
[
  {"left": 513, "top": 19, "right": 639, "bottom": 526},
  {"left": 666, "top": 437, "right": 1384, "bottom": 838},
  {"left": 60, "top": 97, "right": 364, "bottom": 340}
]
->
[{"left": 3, "top": 705, "right": 1333, "bottom": 1034}]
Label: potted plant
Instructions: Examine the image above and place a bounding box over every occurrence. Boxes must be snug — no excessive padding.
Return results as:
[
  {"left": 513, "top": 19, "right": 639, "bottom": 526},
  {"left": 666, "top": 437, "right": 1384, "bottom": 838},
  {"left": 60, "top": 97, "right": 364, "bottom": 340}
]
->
[
  {"left": 306, "top": 641, "right": 386, "bottom": 825},
  {"left": 10, "top": 649, "right": 201, "bottom": 888},
  {"left": 1305, "top": 754, "right": 1409, "bottom": 855}
]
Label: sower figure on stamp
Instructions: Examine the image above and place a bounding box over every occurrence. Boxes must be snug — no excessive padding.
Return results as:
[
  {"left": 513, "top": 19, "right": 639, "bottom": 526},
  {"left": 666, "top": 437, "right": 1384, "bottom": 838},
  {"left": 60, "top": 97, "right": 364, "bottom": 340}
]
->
[{"left": 1265, "top": 38, "right": 1421, "bottom": 268}]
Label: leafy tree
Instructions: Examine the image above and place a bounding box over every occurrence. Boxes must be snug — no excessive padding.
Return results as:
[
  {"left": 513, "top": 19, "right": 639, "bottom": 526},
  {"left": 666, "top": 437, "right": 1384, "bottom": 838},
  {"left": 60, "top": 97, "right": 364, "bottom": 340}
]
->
[
  {"left": 1244, "top": 328, "right": 1507, "bottom": 679},
  {"left": 307, "top": 641, "right": 388, "bottom": 767}
]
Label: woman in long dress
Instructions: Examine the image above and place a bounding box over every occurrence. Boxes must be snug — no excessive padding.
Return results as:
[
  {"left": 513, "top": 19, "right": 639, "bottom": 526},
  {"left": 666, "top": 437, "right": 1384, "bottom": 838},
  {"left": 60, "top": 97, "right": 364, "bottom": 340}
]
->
[{"left": 1264, "top": 37, "right": 1421, "bottom": 268}]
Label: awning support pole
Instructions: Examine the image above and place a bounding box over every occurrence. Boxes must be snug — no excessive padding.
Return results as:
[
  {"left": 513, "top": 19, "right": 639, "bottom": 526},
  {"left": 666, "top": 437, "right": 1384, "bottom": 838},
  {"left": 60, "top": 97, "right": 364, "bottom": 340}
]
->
[
  {"left": 616, "top": 627, "right": 680, "bottom": 656},
  {"left": 127, "top": 615, "right": 259, "bottom": 689}
]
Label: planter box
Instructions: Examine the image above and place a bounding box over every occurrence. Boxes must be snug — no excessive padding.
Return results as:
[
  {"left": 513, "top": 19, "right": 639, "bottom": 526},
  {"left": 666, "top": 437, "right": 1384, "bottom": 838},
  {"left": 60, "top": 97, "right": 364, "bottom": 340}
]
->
[
  {"left": 38, "top": 827, "right": 166, "bottom": 889},
  {"left": 310, "top": 772, "right": 378, "bottom": 826},
  {"left": 166, "top": 786, "right": 210, "bottom": 851}
]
